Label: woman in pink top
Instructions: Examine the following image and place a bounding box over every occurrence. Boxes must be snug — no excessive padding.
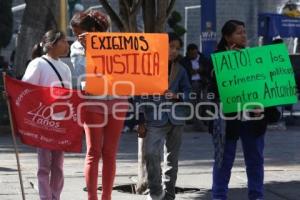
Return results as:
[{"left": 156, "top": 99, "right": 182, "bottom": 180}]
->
[{"left": 70, "top": 11, "right": 128, "bottom": 200}]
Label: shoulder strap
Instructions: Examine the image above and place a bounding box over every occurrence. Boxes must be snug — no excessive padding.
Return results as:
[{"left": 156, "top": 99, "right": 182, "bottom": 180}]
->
[
  {"left": 169, "top": 62, "right": 181, "bottom": 84},
  {"left": 41, "top": 57, "right": 65, "bottom": 88}
]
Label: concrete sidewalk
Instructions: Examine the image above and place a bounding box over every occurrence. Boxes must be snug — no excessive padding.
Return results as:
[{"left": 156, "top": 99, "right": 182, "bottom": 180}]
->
[{"left": 0, "top": 126, "right": 300, "bottom": 200}]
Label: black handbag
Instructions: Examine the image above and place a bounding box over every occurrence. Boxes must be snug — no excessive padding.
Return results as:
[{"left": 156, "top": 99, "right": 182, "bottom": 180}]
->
[{"left": 265, "top": 107, "right": 281, "bottom": 123}]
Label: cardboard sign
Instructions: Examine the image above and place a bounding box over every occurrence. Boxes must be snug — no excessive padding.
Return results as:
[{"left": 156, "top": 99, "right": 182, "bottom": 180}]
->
[
  {"left": 211, "top": 44, "right": 297, "bottom": 113},
  {"left": 85, "top": 32, "right": 169, "bottom": 96}
]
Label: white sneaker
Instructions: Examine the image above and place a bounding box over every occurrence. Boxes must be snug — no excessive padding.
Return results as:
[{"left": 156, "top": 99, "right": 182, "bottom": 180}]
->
[
  {"left": 122, "top": 126, "right": 130, "bottom": 133},
  {"left": 133, "top": 124, "right": 139, "bottom": 132},
  {"left": 146, "top": 190, "right": 165, "bottom": 200}
]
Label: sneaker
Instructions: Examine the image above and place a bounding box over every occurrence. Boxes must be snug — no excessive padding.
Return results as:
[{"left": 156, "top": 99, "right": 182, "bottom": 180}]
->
[
  {"left": 133, "top": 124, "right": 139, "bottom": 132},
  {"left": 122, "top": 126, "right": 130, "bottom": 133},
  {"left": 146, "top": 190, "right": 165, "bottom": 200}
]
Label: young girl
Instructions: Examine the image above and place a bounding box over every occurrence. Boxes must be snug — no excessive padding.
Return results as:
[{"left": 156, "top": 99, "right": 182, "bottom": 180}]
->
[
  {"left": 70, "top": 11, "right": 128, "bottom": 200},
  {"left": 22, "top": 30, "right": 71, "bottom": 200}
]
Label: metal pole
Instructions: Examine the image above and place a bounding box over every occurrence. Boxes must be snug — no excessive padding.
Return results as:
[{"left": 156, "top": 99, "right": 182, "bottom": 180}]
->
[
  {"left": 2, "top": 72, "right": 26, "bottom": 200},
  {"left": 183, "top": 5, "right": 201, "bottom": 55},
  {"left": 86, "top": 5, "right": 103, "bottom": 12},
  {"left": 59, "top": 0, "right": 68, "bottom": 34},
  {"left": 12, "top": 3, "right": 26, "bottom": 13},
  {"left": 184, "top": 8, "right": 188, "bottom": 56}
]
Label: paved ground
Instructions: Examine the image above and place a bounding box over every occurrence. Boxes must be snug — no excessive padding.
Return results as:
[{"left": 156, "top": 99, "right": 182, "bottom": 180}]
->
[{"left": 0, "top": 124, "right": 299, "bottom": 200}]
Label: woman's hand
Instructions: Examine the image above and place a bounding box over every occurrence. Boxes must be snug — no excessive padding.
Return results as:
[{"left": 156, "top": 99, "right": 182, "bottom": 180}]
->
[
  {"left": 78, "top": 33, "right": 87, "bottom": 48},
  {"left": 137, "top": 123, "right": 147, "bottom": 138},
  {"left": 251, "top": 107, "right": 264, "bottom": 117},
  {"left": 228, "top": 44, "right": 241, "bottom": 51},
  {"left": 164, "top": 90, "right": 178, "bottom": 100}
]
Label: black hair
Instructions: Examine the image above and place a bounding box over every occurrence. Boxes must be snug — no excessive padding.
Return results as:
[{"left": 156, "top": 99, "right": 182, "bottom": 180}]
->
[
  {"left": 187, "top": 43, "right": 198, "bottom": 52},
  {"left": 31, "top": 43, "right": 43, "bottom": 59},
  {"left": 42, "top": 30, "right": 66, "bottom": 52},
  {"left": 168, "top": 32, "right": 183, "bottom": 47},
  {"left": 217, "top": 20, "right": 245, "bottom": 51},
  {"left": 272, "top": 38, "right": 284, "bottom": 44},
  {"left": 31, "top": 30, "right": 66, "bottom": 58}
]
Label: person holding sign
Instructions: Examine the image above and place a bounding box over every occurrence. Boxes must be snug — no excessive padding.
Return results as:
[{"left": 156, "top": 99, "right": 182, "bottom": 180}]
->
[
  {"left": 209, "top": 20, "right": 279, "bottom": 200},
  {"left": 70, "top": 11, "right": 128, "bottom": 200},
  {"left": 137, "top": 33, "right": 191, "bottom": 200},
  {"left": 22, "top": 30, "right": 71, "bottom": 200}
]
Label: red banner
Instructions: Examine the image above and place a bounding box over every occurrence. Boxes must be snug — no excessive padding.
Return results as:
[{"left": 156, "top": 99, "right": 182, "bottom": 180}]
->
[{"left": 5, "top": 76, "right": 84, "bottom": 153}]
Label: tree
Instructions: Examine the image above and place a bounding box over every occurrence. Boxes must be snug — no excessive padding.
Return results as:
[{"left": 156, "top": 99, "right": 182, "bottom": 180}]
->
[
  {"left": 14, "top": 0, "right": 60, "bottom": 78},
  {"left": 99, "top": 0, "right": 176, "bottom": 194},
  {"left": 0, "top": 0, "right": 13, "bottom": 52},
  {"left": 168, "top": 11, "right": 186, "bottom": 37}
]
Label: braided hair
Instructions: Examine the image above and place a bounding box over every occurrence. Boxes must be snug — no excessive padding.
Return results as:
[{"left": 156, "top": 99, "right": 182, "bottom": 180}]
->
[{"left": 70, "top": 10, "right": 110, "bottom": 32}]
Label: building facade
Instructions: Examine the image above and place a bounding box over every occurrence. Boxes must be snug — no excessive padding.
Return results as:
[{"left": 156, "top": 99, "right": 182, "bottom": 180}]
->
[{"left": 4, "top": 0, "right": 289, "bottom": 61}]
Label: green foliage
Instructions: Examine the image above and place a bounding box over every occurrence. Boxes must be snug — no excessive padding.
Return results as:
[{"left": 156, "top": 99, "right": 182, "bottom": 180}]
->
[
  {"left": 167, "top": 11, "right": 186, "bottom": 37},
  {"left": 168, "top": 11, "right": 182, "bottom": 26},
  {"left": 172, "top": 25, "right": 186, "bottom": 37},
  {"left": 0, "top": 0, "right": 13, "bottom": 49}
]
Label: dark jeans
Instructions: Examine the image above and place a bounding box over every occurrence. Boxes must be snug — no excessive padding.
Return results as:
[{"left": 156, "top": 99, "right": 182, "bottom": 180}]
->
[
  {"left": 145, "top": 123, "right": 183, "bottom": 200},
  {"left": 191, "top": 80, "right": 208, "bottom": 129},
  {"left": 212, "top": 123, "right": 265, "bottom": 200}
]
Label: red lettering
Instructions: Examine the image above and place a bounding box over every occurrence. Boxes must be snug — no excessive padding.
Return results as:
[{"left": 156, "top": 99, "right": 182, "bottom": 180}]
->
[
  {"left": 153, "top": 52, "right": 159, "bottom": 75},
  {"left": 106, "top": 55, "right": 113, "bottom": 74},
  {"left": 131, "top": 53, "right": 140, "bottom": 75},
  {"left": 92, "top": 55, "right": 105, "bottom": 76},
  {"left": 142, "top": 53, "right": 152, "bottom": 75},
  {"left": 91, "top": 53, "right": 160, "bottom": 76},
  {"left": 113, "top": 55, "right": 126, "bottom": 74}
]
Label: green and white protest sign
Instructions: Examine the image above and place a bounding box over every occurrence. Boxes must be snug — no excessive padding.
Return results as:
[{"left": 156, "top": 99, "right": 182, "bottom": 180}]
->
[{"left": 211, "top": 43, "right": 297, "bottom": 113}]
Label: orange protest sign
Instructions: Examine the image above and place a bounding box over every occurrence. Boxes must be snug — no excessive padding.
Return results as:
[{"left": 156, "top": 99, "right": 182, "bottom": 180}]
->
[
  {"left": 85, "top": 33, "right": 169, "bottom": 95},
  {"left": 85, "top": 32, "right": 168, "bottom": 96}
]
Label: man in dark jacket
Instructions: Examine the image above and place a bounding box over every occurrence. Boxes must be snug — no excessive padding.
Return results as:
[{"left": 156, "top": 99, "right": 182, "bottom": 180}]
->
[{"left": 180, "top": 43, "right": 209, "bottom": 131}]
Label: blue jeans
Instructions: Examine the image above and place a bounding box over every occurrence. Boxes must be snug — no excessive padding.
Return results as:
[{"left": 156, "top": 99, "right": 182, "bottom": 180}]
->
[
  {"left": 212, "top": 124, "right": 265, "bottom": 200},
  {"left": 145, "top": 123, "right": 183, "bottom": 200}
]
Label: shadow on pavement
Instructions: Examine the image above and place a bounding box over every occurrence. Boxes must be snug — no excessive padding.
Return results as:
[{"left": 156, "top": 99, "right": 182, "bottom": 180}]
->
[
  {"left": 0, "top": 167, "right": 17, "bottom": 172},
  {"left": 180, "top": 181, "right": 300, "bottom": 200}
]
